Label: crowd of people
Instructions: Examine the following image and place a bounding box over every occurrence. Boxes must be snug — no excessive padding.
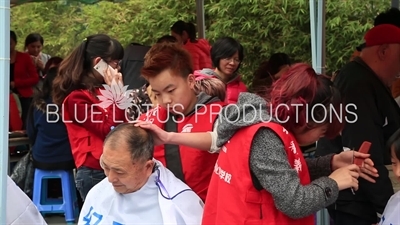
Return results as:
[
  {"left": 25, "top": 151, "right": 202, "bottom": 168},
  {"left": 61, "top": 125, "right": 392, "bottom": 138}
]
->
[{"left": 5, "top": 7, "right": 400, "bottom": 225}]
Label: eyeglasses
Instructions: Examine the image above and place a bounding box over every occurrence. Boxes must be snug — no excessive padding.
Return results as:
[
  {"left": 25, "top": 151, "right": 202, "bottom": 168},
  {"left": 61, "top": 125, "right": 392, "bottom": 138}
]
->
[
  {"left": 109, "top": 60, "right": 122, "bottom": 69},
  {"left": 222, "top": 57, "right": 241, "bottom": 64}
]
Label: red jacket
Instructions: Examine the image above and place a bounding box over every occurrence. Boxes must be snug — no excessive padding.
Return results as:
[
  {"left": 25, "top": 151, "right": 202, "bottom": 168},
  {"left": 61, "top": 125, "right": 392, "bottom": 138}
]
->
[
  {"left": 9, "top": 94, "right": 22, "bottom": 131},
  {"left": 225, "top": 75, "right": 247, "bottom": 104},
  {"left": 63, "top": 89, "right": 125, "bottom": 170},
  {"left": 184, "top": 39, "right": 212, "bottom": 71},
  {"left": 139, "top": 101, "right": 223, "bottom": 201},
  {"left": 13, "top": 52, "right": 39, "bottom": 98},
  {"left": 202, "top": 122, "right": 314, "bottom": 225}
]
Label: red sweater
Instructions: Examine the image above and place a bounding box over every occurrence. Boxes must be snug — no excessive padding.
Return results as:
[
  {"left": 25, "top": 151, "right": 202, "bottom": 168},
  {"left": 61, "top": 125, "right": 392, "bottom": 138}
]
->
[
  {"left": 13, "top": 52, "right": 39, "bottom": 97},
  {"left": 63, "top": 89, "right": 126, "bottom": 170}
]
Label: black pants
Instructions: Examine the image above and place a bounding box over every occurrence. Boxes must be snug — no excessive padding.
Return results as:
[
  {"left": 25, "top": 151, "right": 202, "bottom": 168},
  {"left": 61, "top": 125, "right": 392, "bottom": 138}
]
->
[
  {"left": 19, "top": 97, "right": 32, "bottom": 129},
  {"left": 33, "top": 159, "right": 76, "bottom": 171},
  {"left": 328, "top": 209, "right": 373, "bottom": 225}
]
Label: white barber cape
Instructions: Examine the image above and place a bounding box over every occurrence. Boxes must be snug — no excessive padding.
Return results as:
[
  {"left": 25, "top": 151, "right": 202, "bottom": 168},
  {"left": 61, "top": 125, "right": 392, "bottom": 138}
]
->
[
  {"left": 78, "top": 160, "right": 204, "bottom": 225},
  {"left": 6, "top": 176, "right": 47, "bottom": 225},
  {"left": 379, "top": 191, "right": 400, "bottom": 225}
]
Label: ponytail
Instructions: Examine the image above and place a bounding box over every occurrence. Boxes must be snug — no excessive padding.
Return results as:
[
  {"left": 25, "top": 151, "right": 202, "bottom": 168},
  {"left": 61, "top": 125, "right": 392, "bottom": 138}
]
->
[
  {"left": 185, "top": 22, "right": 197, "bottom": 42},
  {"left": 171, "top": 20, "right": 197, "bottom": 43},
  {"left": 52, "top": 34, "right": 124, "bottom": 108},
  {"left": 52, "top": 41, "right": 87, "bottom": 107}
]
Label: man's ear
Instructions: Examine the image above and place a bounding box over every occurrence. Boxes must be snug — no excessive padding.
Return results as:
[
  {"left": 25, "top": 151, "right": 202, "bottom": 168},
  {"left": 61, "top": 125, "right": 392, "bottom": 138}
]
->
[
  {"left": 377, "top": 44, "right": 390, "bottom": 61},
  {"left": 145, "top": 160, "right": 155, "bottom": 175}
]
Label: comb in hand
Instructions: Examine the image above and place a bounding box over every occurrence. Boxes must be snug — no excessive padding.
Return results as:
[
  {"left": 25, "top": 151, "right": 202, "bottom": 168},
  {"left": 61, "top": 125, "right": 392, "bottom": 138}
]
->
[{"left": 354, "top": 141, "right": 371, "bottom": 166}]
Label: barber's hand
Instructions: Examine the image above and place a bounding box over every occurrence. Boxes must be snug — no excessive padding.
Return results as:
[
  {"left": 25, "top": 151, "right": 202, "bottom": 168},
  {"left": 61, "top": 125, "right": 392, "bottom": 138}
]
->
[
  {"left": 132, "top": 120, "right": 170, "bottom": 146},
  {"left": 329, "top": 164, "right": 360, "bottom": 191},
  {"left": 332, "top": 151, "right": 379, "bottom": 183},
  {"left": 104, "top": 67, "right": 123, "bottom": 86}
]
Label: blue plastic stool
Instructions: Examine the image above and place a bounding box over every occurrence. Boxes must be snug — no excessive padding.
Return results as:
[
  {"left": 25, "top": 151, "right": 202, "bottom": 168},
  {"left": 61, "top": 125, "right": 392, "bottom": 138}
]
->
[{"left": 32, "top": 169, "right": 78, "bottom": 224}]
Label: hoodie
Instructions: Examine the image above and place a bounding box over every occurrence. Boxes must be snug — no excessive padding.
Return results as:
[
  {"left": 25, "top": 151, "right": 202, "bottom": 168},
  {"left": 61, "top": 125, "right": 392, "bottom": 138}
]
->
[
  {"left": 214, "top": 92, "right": 339, "bottom": 219},
  {"left": 184, "top": 39, "right": 212, "bottom": 71},
  {"left": 198, "top": 68, "right": 247, "bottom": 104}
]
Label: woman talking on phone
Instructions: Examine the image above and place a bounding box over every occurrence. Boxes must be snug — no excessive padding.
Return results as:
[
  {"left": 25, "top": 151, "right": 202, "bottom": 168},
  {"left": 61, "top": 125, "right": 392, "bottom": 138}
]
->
[
  {"left": 52, "top": 34, "right": 125, "bottom": 200},
  {"left": 135, "top": 63, "right": 379, "bottom": 224}
]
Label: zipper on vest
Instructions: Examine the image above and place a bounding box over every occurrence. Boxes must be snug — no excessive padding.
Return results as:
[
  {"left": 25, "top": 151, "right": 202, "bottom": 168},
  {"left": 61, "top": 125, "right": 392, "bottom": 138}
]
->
[{"left": 260, "top": 205, "right": 263, "bottom": 219}]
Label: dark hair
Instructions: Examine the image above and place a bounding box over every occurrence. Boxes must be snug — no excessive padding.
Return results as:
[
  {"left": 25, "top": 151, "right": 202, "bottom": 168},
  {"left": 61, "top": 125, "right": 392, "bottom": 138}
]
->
[
  {"left": 211, "top": 37, "right": 244, "bottom": 72},
  {"left": 104, "top": 123, "right": 154, "bottom": 163},
  {"left": 374, "top": 7, "right": 400, "bottom": 27},
  {"left": 44, "top": 56, "right": 63, "bottom": 75},
  {"left": 267, "top": 53, "right": 291, "bottom": 75},
  {"left": 186, "top": 22, "right": 197, "bottom": 41},
  {"left": 171, "top": 20, "right": 197, "bottom": 43},
  {"left": 27, "top": 66, "right": 59, "bottom": 128},
  {"left": 141, "top": 42, "right": 193, "bottom": 79},
  {"left": 157, "top": 35, "right": 178, "bottom": 44},
  {"left": 52, "top": 34, "right": 124, "bottom": 107},
  {"left": 37, "top": 67, "right": 58, "bottom": 103},
  {"left": 10, "top": 31, "right": 17, "bottom": 43},
  {"left": 24, "top": 33, "right": 44, "bottom": 48},
  {"left": 387, "top": 128, "right": 400, "bottom": 161},
  {"left": 252, "top": 53, "right": 291, "bottom": 91},
  {"left": 268, "top": 63, "right": 343, "bottom": 139}
]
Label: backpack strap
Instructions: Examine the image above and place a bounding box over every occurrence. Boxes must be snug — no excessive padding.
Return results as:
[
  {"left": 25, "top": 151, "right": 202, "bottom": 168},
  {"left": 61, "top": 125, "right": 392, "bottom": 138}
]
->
[{"left": 164, "top": 116, "right": 185, "bottom": 182}]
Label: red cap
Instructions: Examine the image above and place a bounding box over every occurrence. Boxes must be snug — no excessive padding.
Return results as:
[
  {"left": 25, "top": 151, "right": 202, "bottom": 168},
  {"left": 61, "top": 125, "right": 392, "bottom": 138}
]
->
[{"left": 364, "top": 24, "right": 400, "bottom": 47}]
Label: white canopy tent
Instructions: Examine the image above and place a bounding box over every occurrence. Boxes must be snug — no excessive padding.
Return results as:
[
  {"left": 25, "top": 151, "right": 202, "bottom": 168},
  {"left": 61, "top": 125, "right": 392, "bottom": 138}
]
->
[{"left": 0, "top": 0, "right": 397, "bottom": 223}]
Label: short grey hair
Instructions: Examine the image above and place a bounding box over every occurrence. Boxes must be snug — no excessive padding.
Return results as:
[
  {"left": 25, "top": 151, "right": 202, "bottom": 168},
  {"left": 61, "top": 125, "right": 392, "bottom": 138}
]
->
[{"left": 104, "top": 123, "right": 154, "bottom": 163}]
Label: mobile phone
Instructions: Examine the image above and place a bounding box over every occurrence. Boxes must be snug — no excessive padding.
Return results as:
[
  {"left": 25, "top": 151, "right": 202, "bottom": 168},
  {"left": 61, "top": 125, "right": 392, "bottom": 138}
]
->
[
  {"left": 93, "top": 59, "right": 109, "bottom": 77},
  {"left": 354, "top": 141, "right": 372, "bottom": 166},
  {"left": 94, "top": 59, "right": 117, "bottom": 77}
]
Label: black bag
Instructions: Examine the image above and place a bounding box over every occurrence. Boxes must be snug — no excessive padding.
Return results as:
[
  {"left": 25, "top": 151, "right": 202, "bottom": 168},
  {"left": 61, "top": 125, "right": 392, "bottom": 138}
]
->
[{"left": 10, "top": 151, "right": 35, "bottom": 198}]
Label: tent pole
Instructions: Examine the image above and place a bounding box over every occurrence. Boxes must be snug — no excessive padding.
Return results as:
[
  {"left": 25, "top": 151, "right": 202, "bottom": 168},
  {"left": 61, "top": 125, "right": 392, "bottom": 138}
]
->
[
  {"left": 196, "top": 0, "right": 205, "bottom": 38},
  {"left": 315, "top": 0, "right": 329, "bottom": 224},
  {"left": 0, "top": 0, "right": 11, "bottom": 223},
  {"left": 309, "top": 0, "right": 317, "bottom": 70},
  {"left": 316, "top": 0, "right": 326, "bottom": 75}
]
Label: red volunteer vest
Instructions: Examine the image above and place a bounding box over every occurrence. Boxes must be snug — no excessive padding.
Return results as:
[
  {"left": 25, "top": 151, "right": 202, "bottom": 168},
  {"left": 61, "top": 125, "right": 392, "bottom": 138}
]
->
[
  {"left": 202, "top": 122, "right": 314, "bottom": 225},
  {"left": 139, "top": 102, "right": 223, "bottom": 201}
]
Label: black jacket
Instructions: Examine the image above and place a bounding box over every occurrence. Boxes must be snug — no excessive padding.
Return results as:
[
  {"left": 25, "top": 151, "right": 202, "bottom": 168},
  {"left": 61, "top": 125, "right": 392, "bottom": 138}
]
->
[
  {"left": 316, "top": 57, "right": 400, "bottom": 223},
  {"left": 120, "top": 43, "right": 151, "bottom": 90}
]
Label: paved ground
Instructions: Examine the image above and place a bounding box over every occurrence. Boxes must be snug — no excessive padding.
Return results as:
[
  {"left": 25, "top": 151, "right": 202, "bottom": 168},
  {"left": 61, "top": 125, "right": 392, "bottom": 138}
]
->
[{"left": 45, "top": 216, "right": 74, "bottom": 225}]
